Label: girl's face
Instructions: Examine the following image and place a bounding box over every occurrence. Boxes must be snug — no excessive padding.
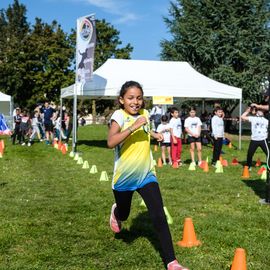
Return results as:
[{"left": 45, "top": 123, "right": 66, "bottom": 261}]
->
[
  {"left": 119, "top": 86, "right": 144, "bottom": 115},
  {"left": 189, "top": 110, "right": 196, "bottom": 117}
]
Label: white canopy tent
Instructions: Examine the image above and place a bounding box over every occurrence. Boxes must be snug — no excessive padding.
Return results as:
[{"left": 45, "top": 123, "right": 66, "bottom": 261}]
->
[
  {"left": 0, "top": 91, "right": 13, "bottom": 127},
  {"left": 60, "top": 59, "right": 242, "bottom": 150}
]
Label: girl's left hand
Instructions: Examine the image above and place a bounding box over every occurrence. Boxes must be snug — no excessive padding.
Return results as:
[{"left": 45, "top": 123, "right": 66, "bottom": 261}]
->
[{"left": 152, "top": 132, "right": 163, "bottom": 142}]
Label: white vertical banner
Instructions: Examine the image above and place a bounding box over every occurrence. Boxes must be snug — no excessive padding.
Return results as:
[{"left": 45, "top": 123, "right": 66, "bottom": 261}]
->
[{"left": 76, "top": 14, "right": 96, "bottom": 83}]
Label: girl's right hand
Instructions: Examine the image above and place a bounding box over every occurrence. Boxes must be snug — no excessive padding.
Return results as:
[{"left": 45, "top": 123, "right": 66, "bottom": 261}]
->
[{"left": 132, "top": 116, "right": 147, "bottom": 131}]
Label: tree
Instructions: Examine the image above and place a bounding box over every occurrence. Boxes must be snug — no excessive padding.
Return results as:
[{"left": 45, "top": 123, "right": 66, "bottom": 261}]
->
[
  {"left": 94, "top": 19, "right": 133, "bottom": 70},
  {"left": 0, "top": 0, "right": 74, "bottom": 108},
  {"left": 161, "top": 0, "right": 270, "bottom": 106}
]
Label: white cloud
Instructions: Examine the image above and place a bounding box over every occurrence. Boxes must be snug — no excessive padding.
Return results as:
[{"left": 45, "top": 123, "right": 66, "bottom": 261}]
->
[{"left": 79, "top": 0, "right": 139, "bottom": 24}]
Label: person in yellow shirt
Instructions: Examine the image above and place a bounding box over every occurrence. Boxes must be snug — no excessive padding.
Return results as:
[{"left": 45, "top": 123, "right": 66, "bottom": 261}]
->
[{"left": 107, "top": 81, "right": 189, "bottom": 270}]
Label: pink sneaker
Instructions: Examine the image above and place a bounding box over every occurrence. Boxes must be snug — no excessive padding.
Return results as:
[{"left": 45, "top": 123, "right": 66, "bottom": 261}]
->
[
  {"left": 110, "top": 203, "right": 121, "bottom": 233},
  {"left": 167, "top": 260, "right": 189, "bottom": 270}
]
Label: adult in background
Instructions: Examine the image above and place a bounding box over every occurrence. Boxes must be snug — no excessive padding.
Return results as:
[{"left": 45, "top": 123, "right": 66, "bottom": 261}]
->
[
  {"left": 150, "top": 104, "right": 165, "bottom": 131},
  {"left": 41, "top": 101, "right": 56, "bottom": 145},
  {"left": 241, "top": 106, "right": 268, "bottom": 171}
]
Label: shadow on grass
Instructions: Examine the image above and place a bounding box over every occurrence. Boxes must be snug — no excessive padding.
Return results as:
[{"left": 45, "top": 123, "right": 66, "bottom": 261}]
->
[
  {"left": 0, "top": 182, "right": 8, "bottom": 187},
  {"left": 242, "top": 179, "right": 266, "bottom": 199},
  {"left": 77, "top": 140, "right": 108, "bottom": 148},
  {"left": 115, "top": 211, "right": 164, "bottom": 266}
]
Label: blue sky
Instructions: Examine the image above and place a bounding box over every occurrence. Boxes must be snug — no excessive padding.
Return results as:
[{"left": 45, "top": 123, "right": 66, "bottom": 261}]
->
[{"left": 1, "top": 0, "right": 172, "bottom": 60}]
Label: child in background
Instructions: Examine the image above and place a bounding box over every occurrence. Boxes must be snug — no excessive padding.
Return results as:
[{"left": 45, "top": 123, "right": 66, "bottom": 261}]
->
[
  {"left": 157, "top": 115, "right": 172, "bottom": 165},
  {"left": 28, "top": 110, "right": 41, "bottom": 146},
  {"left": 241, "top": 106, "right": 268, "bottom": 170},
  {"left": 107, "top": 81, "right": 189, "bottom": 270},
  {"left": 211, "top": 107, "right": 224, "bottom": 166},
  {"left": 184, "top": 106, "right": 202, "bottom": 166},
  {"left": 12, "top": 108, "right": 22, "bottom": 145},
  {"left": 20, "top": 110, "right": 31, "bottom": 146},
  {"left": 169, "top": 107, "right": 182, "bottom": 166}
]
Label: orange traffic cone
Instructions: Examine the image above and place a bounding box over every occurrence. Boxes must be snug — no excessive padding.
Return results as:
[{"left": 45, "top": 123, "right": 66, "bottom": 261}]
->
[
  {"left": 231, "top": 158, "right": 239, "bottom": 166},
  {"left": 0, "top": 139, "right": 5, "bottom": 150},
  {"left": 241, "top": 166, "right": 250, "bottom": 179},
  {"left": 58, "top": 141, "right": 62, "bottom": 151},
  {"left": 0, "top": 142, "right": 3, "bottom": 155},
  {"left": 61, "top": 145, "right": 67, "bottom": 155},
  {"left": 203, "top": 161, "right": 209, "bottom": 172},
  {"left": 257, "top": 165, "right": 266, "bottom": 175},
  {"left": 228, "top": 142, "right": 232, "bottom": 148},
  {"left": 157, "top": 158, "right": 163, "bottom": 168},
  {"left": 199, "top": 160, "right": 205, "bottom": 169},
  {"left": 230, "top": 248, "right": 247, "bottom": 270},
  {"left": 222, "top": 159, "right": 228, "bottom": 167},
  {"left": 172, "top": 161, "right": 179, "bottom": 169},
  {"left": 177, "top": 217, "right": 201, "bottom": 247},
  {"left": 154, "top": 144, "right": 158, "bottom": 152},
  {"left": 255, "top": 158, "right": 261, "bottom": 167},
  {"left": 219, "top": 155, "right": 223, "bottom": 162}
]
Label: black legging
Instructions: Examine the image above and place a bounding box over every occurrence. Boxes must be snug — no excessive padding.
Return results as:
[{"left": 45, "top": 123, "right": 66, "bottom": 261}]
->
[
  {"left": 113, "top": 182, "right": 175, "bottom": 265},
  {"left": 212, "top": 137, "right": 223, "bottom": 163},
  {"left": 247, "top": 139, "right": 268, "bottom": 167}
]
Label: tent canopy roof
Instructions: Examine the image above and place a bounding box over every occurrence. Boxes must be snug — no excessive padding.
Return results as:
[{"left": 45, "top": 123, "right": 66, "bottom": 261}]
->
[
  {"left": 0, "top": 91, "right": 11, "bottom": 102},
  {"left": 61, "top": 59, "right": 242, "bottom": 100}
]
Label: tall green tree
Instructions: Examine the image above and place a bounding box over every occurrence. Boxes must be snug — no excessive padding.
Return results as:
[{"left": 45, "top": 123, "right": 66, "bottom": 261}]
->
[
  {"left": 161, "top": 0, "right": 270, "bottom": 105},
  {"left": 0, "top": 0, "right": 74, "bottom": 108}
]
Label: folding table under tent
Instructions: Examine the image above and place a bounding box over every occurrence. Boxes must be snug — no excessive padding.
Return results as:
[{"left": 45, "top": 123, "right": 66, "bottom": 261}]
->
[{"left": 60, "top": 59, "right": 242, "bottom": 151}]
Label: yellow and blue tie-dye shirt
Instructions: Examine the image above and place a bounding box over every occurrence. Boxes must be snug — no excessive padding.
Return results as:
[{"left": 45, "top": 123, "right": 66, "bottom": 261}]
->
[{"left": 110, "top": 109, "right": 156, "bottom": 191}]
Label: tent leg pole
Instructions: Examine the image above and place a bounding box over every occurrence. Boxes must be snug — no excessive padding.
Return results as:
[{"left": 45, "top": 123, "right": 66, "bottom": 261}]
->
[
  {"left": 72, "top": 89, "right": 77, "bottom": 153},
  {"left": 239, "top": 99, "right": 242, "bottom": 150}
]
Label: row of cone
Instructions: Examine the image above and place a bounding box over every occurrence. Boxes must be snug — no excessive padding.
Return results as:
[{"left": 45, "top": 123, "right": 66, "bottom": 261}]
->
[
  {"left": 68, "top": 151, "right": 109, "bottom": 181},
  {"left": 140, "top": 201, "right": 247, "bottom": 269},
  {"left": 241, "top": 164, "right": 268, "bottom": 180}
]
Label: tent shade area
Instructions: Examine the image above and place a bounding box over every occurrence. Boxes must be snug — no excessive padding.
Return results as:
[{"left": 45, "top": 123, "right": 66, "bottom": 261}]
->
[
  {"left": 60, "top": 59, "right": 242, "bottom": 150},
  {"left": 0, "top": 91, "right": 13, "bottom": 130},
  {"left": 61, "top": 59, "right": 242, "bottom": 100}
]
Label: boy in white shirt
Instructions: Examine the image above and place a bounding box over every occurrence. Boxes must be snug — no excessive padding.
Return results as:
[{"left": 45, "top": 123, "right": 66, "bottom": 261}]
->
[
  {"left": 157, "top": 115, "right": 172, "bottom": 165},
  {"left": 211, "top": 107, "right": 224, "bottom": 166},
  {"left": 169, "top": 107, "right": 182, "bottom": 167},
  {"left": 241, "top": 106, "right": 268, "bottom": 170},
  {"left": 184, "top": 107, "right": 202, "bottom": 166}
]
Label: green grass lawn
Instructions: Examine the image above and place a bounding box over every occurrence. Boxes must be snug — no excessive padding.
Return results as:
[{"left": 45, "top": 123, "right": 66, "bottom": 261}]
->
[{"left": 0, "top": 125, "right": 270, "bottom": 270}]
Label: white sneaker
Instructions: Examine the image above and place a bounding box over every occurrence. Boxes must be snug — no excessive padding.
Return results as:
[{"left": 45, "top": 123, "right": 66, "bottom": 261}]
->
[{"left": 21, "top": 142, "right": 26, "bottom": 146}]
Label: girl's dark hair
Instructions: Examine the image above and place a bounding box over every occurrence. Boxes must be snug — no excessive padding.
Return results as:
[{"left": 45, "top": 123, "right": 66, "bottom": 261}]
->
[
  {"left": 118, "top": 81, "right": 144, "bottom": 109},
  {"left": 189, "top": 106, "right": 196, "bottom": 112},
  {"left": 161, "top": 115, "right": 168, "bottom": 122}
]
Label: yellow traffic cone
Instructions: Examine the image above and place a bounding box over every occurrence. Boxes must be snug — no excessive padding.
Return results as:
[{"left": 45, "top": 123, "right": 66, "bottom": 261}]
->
[
  {"left": 82, "top": 160, "right": 89, "bottom": 169},
  {"left": 90, "top": 165, "right": 98, "bottom": 174},
  {"left": 100, "top": 171, "right": 109, "bottom": 181}
]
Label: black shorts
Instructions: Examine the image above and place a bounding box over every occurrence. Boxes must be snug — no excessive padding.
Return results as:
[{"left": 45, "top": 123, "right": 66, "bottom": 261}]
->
[
  {"left": 161, "top": 142, "right": 171, "bottom": 147},
  {"left": 44, "top": 122, "right": 53, "bottom": 132},
  {"left": 188, "top": 136, "right": 201, "bottom": 143}
]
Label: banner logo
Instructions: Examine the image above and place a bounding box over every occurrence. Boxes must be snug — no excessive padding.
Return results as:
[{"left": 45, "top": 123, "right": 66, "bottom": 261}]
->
[{"left": 80, "top": 19, "right": 93, "bottom": 41}]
